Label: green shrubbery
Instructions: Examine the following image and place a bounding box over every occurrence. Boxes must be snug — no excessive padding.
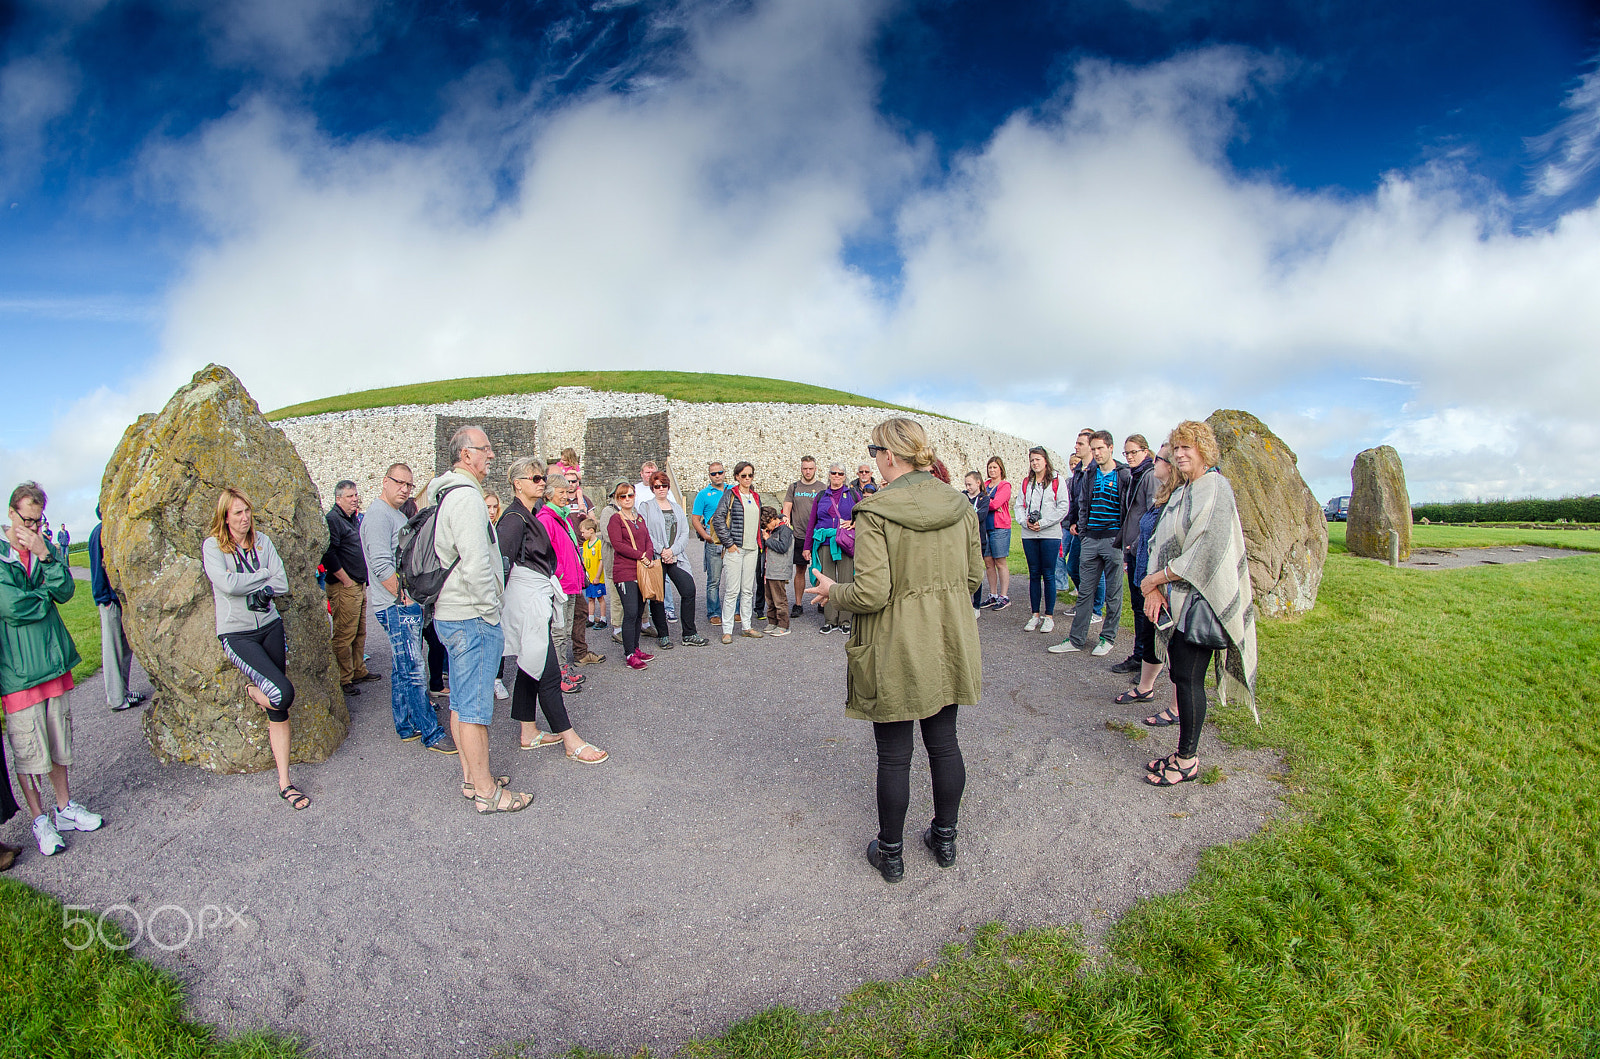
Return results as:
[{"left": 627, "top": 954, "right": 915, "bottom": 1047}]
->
[{"left": 1412, "top": 495, "right": 1600, "bottom": 524}]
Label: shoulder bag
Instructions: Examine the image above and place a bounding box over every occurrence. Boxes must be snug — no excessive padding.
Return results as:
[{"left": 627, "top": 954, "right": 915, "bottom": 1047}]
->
[
  {"left": 1177, "top": 589, "right": 1228, "bottom": 649},
  {"left": 624, "top": 518, "right": 665, "bottom": 601}
]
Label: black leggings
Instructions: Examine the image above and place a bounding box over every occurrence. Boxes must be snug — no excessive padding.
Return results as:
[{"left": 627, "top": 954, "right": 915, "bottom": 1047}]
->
[
  {"left": 424, "top": 620, "right": 448, "bottom": 692},
  {"left": 1130, "top": 560, "right": 1157, "bottom": 664},
  {"left": 509, "top": 632, "right": 571, "bottom": 733},
  {"left": 662, "top": 562, "right": 698, "bottom": 636},
  {"left": 618, "top": 580, "right": 666, "bottom": 656},
  {"left": 1168, "top": 632, "right": 1216, "bottom": 758},
  {"left": 220, "top": 619, "right": 294, "bottom": 723},
  {"left": 871, "top": 704, "right": 965, "bottom": 846}
]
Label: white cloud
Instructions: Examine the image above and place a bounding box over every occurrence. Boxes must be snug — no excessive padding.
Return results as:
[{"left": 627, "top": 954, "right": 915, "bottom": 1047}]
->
[
  {"left": 16, "top": 11, "right": 1600, "bottom": 534},
  {"left": 1527, "top": 53, "right": 1600, "bottom": 202},
  {"left": 0, "top": 53, "right": 79, "bottom": 194}
]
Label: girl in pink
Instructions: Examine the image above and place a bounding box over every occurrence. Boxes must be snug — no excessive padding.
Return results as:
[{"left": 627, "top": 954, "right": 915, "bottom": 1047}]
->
[{"left": 982, "top": 456, "right": 1013, "bottom": 609}]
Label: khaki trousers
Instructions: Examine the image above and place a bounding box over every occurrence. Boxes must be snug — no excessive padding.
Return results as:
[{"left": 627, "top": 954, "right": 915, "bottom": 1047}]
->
[{"left": 327, "top": 580, "right": 369, "bottom": 685}]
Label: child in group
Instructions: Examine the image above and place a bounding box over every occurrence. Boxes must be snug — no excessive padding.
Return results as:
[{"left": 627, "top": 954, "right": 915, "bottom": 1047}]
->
[
  {"left": 579, "top": 518, "right": 607, "bottom": 629},
  {"left": 760, "top": 506, "right": 794, "bottom": 636},
  {"left": 964, "top": 472, "right": 990, "bottom": 614}
]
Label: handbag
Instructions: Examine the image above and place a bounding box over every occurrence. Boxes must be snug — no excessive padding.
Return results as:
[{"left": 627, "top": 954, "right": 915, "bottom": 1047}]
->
[
  {"left": 623, "top": 518, "right": 665, "bottom": 601},
  {"left": 1177, "top": 590, "right": 1228, "bottom": 649},
  {"left": 836, "top": 525, "right": 855, "bottom": 557}
]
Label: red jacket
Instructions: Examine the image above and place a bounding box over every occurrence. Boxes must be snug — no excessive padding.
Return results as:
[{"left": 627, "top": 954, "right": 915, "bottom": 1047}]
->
[{"left": 607, "top": 512, "right": 656, "bottom": 583}]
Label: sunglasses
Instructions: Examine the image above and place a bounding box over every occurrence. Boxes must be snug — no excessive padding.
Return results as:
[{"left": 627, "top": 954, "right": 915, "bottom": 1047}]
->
[
  {"left": 867, "top": 444, "right": 888, "bottom": 458},
  {"left": 516, "top": 475, "right": 545, "bottom": 484},
  {"left": 616, "top": 492, "right": 635, "bottom": 499},
  {"left": 653, "top": 483, "right": 669, "bottom": 489}
]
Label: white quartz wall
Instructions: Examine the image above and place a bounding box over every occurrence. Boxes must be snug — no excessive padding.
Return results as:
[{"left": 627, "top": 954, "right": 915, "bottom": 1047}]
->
[{"left": 276, "top": 388, "right": 1054, "bottom": 509}]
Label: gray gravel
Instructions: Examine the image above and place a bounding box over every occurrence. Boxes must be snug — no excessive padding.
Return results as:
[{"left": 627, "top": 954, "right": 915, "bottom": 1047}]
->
[
  {"left": 1383, "top": 543, "right": 1593, "bottom": 570},
  {"left": 4, "top": 600, "right": 1282, "bottom": 1058}
]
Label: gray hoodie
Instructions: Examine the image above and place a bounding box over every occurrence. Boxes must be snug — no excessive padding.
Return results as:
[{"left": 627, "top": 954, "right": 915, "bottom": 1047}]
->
[{"left": 424, "top": 469, "right": 505, "bottom": 624}]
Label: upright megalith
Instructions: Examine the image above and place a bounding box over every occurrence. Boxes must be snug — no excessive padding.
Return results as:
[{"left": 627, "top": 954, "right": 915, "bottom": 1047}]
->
[
  {"left": 99, "top": 364, "right": 349, "bottom": 773},
  {"left": 1347, "top": 445, "right": 1412, "bottom": 561},
  {"left": 1206, "top": 410, "right": 1328, "bottom": 617}
]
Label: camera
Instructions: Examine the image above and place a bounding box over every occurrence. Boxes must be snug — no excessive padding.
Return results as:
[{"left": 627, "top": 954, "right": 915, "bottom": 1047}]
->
[{"left": 245, "top": 585, "right": 276, "bottom": 614}]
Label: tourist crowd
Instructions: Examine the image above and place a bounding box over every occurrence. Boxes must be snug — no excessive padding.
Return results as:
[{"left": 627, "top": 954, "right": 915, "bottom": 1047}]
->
[{"left": 0, "top": 417, "right": 1256, "bottom": 881}]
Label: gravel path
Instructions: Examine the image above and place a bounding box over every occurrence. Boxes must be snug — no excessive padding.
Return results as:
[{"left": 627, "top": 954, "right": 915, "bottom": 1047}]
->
[
  {"left": 4, "top": 600, "right": 1282, "bottom": 1057},
  {"left": 1385, "top": 544, "right": 1593, "bottom": 570}
]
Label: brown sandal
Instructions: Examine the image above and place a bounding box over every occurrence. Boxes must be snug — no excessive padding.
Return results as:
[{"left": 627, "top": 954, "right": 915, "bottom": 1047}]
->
[
  {"left": 472, "top": 784, "right": 533, "bottom": 814},
  {"left": 461, "top": 776, "right": 510, "bottom": 800}
]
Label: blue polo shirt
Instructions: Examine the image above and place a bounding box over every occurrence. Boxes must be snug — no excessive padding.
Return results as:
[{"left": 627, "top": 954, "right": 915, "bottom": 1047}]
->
[{"left": 693, "top": 482, "right": 728, "bottom": 530}]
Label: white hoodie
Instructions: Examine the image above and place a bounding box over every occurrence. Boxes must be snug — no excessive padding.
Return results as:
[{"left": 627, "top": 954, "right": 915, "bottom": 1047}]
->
[
  {"left": 1013, "top": 475, "right": 1070, "bottom": 540},
  {"left": 424, "top": 469, "right": 505, "bottom": 624}
]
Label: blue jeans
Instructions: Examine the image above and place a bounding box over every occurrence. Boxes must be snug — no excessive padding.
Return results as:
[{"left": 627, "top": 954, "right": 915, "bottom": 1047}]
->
[
  {"left": 1021, "top": 537, "right": 1060, "bottom": 615},
  {"left": 702, "top": 541, "right": 723, "bottom": 619},
  {"left": 433, "top": 616, "right": 505, "bottom": 727},
  {"left": 1065, "top": 532, "right": 1105, "bottom": 613},
  {"left": 375, "top": 603, "right": 446, "bottom": 746}
]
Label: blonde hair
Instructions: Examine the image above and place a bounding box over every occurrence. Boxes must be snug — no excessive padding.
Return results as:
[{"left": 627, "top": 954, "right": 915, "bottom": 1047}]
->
[
  {"left": 209, "top": 487, "right": 256, "bottom": 554},
  {"left": 1166, "top": 420, "right": 1221, "bottom": 483},
  {"left": 870, "top": 417, "right": 936, "bottom": 471},
  {"left": 506, "top": 457, "right": 544, "bottom": 490}
]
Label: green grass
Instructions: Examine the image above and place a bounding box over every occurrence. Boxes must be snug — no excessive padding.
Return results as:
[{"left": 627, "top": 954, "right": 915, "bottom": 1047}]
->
[
  {"left": 0, "top": 879, "right": 300, "bottom": 1059},
  {"left": 266, "top": 370, "right": 939, "bottom": 421},
  {"left": 7, "top": 545, "right": 1599, "bottom": 1058},
  {"left": 58, "top": 584, "right": 102, "bottom": 683}
]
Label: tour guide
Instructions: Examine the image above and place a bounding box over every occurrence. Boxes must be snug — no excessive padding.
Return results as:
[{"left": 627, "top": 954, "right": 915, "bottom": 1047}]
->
[{"left": 806, "top": 418, "right": 983, "bottom": 884}]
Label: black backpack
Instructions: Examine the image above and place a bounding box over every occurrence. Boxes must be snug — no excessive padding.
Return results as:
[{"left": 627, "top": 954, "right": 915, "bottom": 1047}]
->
[{"left": 397, "top": 485, "right": 470, "bottom": 618}]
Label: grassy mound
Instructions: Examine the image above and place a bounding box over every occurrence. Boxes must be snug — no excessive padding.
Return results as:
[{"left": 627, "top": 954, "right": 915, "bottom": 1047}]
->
[{"left": 266, "top": 371, "right": 932, "bottom": 421}]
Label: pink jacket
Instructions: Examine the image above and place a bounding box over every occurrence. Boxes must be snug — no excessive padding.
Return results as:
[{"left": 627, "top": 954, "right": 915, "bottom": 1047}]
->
[
  {"left": 986, "top": 480, "right": 1012, "bottom": 529},
  {"left": 536, "top": 505, "right": 585, "bottom": 594}
]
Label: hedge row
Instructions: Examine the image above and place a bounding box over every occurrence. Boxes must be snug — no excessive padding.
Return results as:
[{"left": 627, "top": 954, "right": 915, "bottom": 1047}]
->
[{"left": 1411, "top": 496, "right": 1600, "bottom": 524}]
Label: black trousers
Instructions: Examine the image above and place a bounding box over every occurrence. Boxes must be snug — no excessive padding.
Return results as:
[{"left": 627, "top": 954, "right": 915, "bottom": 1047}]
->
[
  {"left": 509, "top": 632, "right": 571, "bottom": 734},
  {"left": 871, "top": 704, "right": 965, "bottom": 846},
  {"left": 618, "top": 580, "right": 666, "bottom": 657},
  {"left": 220, "top": 618, "right": 295, "bottom": 722},
  {"left": 1128, "top": 554, "right": 1156, "bottom": 663},
  {"left": 424, "top": 620, "right": 448, "bottom": 692},
  {"left": 662, "top": 562, "right": 698, "bottom": 637},
  {"left": 1168, "top": 632, "right": 1216, "bottom": 758}
]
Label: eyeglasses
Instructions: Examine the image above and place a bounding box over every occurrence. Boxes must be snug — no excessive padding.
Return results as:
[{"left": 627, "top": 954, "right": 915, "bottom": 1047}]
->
[
  {"left": 463, "top": 444, "right": 495, "bottom": 456},
  {"left": 384, "top": 475, "right": 415, "bottom": 492},
  {"left": 616, "top": 492, "right": 634, "bottom": 500},
  {"left": 515, "top": 474, "right": 545, "bottom": 484},
  {"left": 737, "top": 473, "right": 754, "bottom": 480},
  {"left": 16, "top": 515, "right": 43, "bottom": 529},
  {"left": 867, "top": 444, "right": 888, "bottom": 458},
  {"left": 829, "top": 471, "right": 845, "bottom": 476},
  {"left": 1154, "top": 455, "right": 1171, "bottom": 465},
  {"left": 1124, "top": 448, "right": 1144, "bottom": 458}
]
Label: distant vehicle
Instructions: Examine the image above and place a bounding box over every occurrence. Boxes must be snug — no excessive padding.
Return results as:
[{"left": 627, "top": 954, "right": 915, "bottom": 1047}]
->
[{"left": 1325, "top": 495, "right": 1350, "bottom": 522}]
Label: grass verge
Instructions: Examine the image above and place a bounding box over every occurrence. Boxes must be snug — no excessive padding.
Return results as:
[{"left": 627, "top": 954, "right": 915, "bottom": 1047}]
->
[
  {"left": 0, "top": 879, "right": 300, "bottom": 1059},
  {"left": 266, "top": 370, "right": 938, "bottom": 421},
  {"left": 59, "top": 584, "right": 102, "bottom": 684},
  {"left": 1330, "top": 520, "right": 1600, "bottom": 555}
]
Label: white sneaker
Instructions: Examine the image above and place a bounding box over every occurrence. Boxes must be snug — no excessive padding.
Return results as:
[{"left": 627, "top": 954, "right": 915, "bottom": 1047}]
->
[
  {"left": 33, "top": 814, "right": 66, "bottom": 855},
  {"left": 768, "top": 626, "right": 791, "bottom": 637},
  {"left": 1039, "top": 616, "right": 1054, "bottom": 633},
  {"left": 1091, "top": 614, "right": 1103, "bottom": 624},
  {"left": 493, "top": 679, "right": 510, "bottom": 701},
  {"left": 55, "top": 800, "right": 104, "bottom": 832},
  {"left": 1023, "top": 615, "right": 1040, "bottom": 632},
  {"left": 1091, "top": 639, "right": 1115, "bottom": 656},
  {"left": 1046, "top": 639, "right": 1082, "bottom": 654}
]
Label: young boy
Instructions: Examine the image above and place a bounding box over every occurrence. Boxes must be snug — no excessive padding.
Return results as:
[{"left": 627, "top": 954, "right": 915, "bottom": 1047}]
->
[
  {"left": 761, "top": 506, "right": 794, "bottom": 635},
  {"left": 579, "top": 518, "right": 607, "bottom": 629}
]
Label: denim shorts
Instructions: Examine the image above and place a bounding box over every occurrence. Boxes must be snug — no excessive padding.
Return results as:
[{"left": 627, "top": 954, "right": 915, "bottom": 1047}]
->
[
  {"left": 985, "top": 528, "right": 1011, "bottom": 559},
  {"left": 433, "top": 616, "right": 505, "bottom": 727}
]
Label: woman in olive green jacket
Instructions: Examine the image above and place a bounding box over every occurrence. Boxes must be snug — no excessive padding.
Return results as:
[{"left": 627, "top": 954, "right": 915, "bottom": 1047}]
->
[{"left": 808, "top": 418, "right": 983, "bottom": 883}]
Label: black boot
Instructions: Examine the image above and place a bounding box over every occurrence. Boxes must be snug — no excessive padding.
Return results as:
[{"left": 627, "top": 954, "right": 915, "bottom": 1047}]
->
[
  {"left": 922, "top": 824, "right": 958, "bottom": 868},
  {"left": 866, "top": 839, "right": 904, "bottom": 883}
]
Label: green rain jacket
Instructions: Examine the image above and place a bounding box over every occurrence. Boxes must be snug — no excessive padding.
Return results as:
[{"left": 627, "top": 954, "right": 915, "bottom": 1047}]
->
[
  {"left": 0, "top": 538, "right": 81, "bottom": 696},
  {"left": 829, "top": 471, "right": 984, "bottom": 722}
]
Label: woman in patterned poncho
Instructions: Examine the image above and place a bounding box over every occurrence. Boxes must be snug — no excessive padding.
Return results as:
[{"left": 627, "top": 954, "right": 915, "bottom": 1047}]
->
[{"left": 1138, "top": 420, "right": 1258, "bottom": 786}]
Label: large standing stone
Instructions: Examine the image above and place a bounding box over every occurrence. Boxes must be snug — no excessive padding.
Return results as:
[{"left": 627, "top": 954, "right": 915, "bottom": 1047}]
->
[
  {"left": 99, "top": 365, "right": 349, "bottom": 773},
  {"left": 1206, "top": 410, "right": 1328, "bottom": 617},
  {"left": 1347, "top": 445, "right": 1412, "bottom": 561}
]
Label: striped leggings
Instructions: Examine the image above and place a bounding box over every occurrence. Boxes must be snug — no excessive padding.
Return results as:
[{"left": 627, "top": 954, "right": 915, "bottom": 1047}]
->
[{"left": 220, "top": 618, "right": 295, "bottom": 722}]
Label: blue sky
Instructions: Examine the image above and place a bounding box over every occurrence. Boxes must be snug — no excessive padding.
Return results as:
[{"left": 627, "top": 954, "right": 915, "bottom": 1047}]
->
[{"left": 3, "top": 0, "right": 1599, "bottom": 533}]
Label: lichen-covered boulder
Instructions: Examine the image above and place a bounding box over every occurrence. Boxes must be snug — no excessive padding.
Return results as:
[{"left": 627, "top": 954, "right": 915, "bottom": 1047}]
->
[
  {"left": 1206, "top": 410, "right": 1328, "bottom": 617},
  {"left": 1347, "top": 445, "right": 1412, "bottom": 561},
  {"left": 99, "top": 364, "right": 348, "bottom": 773}
]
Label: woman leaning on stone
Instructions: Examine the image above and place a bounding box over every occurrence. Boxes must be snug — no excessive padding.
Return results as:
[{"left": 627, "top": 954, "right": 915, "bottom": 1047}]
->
[{"left": 806, "top": 418, "right": 983, "bottom": 883}]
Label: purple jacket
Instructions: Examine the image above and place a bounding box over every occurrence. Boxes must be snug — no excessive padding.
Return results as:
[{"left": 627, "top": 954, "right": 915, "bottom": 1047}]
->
[{"left": 806, "top": 485, "right": 860, "bottom": 547}]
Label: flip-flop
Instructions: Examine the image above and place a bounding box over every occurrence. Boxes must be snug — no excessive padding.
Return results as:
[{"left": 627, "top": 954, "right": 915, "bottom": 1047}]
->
[
  {"left": 566, "top": 742, "right": 609, "bottom": 765},
  {"left": 1142, "top": 706, "right": 1180, "bottom": 727},
  {"left": 1117, "top": 688, "right": 1157, "bottom": 705},
  {"left": 520, "top": 732, "right": 563, "bottom": 750}
]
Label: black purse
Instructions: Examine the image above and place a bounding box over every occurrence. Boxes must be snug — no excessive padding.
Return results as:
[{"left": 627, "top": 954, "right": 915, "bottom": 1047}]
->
[{"left": 1177, "top": 591, "right": 1229, "bottom": 649}]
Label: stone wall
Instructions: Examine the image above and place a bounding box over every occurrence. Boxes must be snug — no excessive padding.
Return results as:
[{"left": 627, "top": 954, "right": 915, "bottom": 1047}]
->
[{"left": 276, "top": 387, "right": 1055, "bottom": 512}]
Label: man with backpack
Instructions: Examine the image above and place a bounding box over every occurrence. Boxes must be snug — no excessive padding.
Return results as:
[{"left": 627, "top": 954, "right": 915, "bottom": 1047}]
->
[
  {"left": 418, "top": 427, "right": 530, "bottom": 814},
  {"left": 361, "top": 463, "right": 454, "bottom": 753}
]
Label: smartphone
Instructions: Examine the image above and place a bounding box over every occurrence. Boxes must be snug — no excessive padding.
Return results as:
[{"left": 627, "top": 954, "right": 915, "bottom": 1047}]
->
[{"left": 1156, "top": 607, "right": 1175, "bottom": 631}]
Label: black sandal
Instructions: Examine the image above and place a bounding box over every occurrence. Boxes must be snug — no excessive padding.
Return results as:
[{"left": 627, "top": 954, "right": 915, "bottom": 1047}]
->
[
  {"left": 1118, "top": 688, "right": 1157, "bottom": 705},
  {"left": 1146, "top": 753, "right": 1176, "bottom": 774},
  {"left": 279, "top": 784, "right": 311, "bottom": 810},
  {"left": 1146, "top": 759, "right": 1199, "bottom": 786},
  {"left": 1142, "top": 706, "right": 1179, "bottom": 727}
]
